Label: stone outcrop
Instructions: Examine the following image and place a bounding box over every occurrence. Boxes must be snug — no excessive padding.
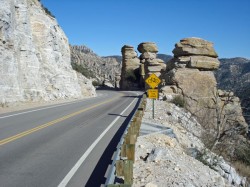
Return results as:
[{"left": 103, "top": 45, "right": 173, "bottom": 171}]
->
[
  {"left": 172, "top": 37, "right": 218, "bottom": 58},
  {"left": 162, "top": 37, "right": 248, "bottom": 139},
  {"left": 0, "top": 0, "right": 96, "bottom": 106},
  {"left": 120, "top": 45, "right": 140, "bottom": 90},
  {"left": 168, "top": 37, "right": 220, "bottom": 71},
  {"left": 70, "top": 45, "right": 121, "bottom": 88},
  {"left": 138, "top": 42, "right": 166, "bottom": 89}
]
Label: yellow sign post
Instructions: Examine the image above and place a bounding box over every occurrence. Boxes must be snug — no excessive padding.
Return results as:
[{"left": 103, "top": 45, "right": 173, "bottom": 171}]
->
[
  {"left": 147, "top": 89, "right": 158, "bottom": 99},
  {"left": 145, "top": 74, "right": 161, "bottom": 89},
  {"left": 145, "top": 74, "right": 161, "bottom": 119}
]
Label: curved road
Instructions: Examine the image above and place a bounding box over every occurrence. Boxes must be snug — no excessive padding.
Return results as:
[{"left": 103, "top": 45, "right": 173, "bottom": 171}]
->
[{"left": 0, "top": 90, "right": 141, "bottom": 187}]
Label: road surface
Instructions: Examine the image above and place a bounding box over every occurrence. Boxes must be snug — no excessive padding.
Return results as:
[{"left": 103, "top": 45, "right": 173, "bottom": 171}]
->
[{"left": 0, "top": 90, "right": 141, "bottom": 187}]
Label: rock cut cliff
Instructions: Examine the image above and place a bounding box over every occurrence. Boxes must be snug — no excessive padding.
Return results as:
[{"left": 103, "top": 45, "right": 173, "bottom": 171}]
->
[{"left": 0, "top": 0, "right": 95, "bottom": 106}]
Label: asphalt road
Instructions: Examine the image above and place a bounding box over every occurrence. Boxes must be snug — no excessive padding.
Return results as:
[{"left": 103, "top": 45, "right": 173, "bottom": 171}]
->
[{"left": 0, "top": 90, "right": 142, "bottom": 187}]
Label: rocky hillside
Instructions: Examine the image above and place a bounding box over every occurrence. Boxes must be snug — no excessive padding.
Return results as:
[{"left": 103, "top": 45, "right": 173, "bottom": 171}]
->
[
  {"left": 0, "top": 0, "right": 95, "bottom": 106},
  {"left": 215, "top": 57, "right": 250, "bottom": 134},
  {"left": 70, "top": 45, "right": 122, "bottom": 88}
]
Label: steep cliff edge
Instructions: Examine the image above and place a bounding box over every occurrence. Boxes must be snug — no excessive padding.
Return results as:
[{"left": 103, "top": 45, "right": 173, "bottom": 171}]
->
[
  {"left": 215, "top": 57, "right": 250, "bottom": 134},
  {"left": 0, "top": 0, "right": 95, "bottom": 106}
]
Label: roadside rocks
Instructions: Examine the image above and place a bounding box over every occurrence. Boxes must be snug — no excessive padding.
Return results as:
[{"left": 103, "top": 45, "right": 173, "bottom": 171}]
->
[{"left": 133, "top": 98, "right": 247, "bottom": 187}]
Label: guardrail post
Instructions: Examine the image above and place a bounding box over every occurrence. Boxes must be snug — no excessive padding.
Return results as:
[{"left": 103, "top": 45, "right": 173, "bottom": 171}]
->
[
  {"left": 106, "top": 95, "right": 148, "bottom": 186},
  {"left": 124, "top": 160, "right": 133, "bottom": 185},
  {"left": 126, "top": 144, "right": 135, "bottom": 161}
]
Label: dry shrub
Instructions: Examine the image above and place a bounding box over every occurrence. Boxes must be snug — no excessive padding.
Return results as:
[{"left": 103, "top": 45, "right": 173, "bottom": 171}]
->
[
  {"left": 172, "top": 95, "right": 185, "bottom": 108},
  {"left": 232, "top": 161, "right": 250, "bottom": 185}
]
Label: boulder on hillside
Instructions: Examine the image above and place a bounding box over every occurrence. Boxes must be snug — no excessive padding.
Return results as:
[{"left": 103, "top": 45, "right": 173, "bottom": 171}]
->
[{"left": 172, "top": 37, "right": 218, "bottom": 58}]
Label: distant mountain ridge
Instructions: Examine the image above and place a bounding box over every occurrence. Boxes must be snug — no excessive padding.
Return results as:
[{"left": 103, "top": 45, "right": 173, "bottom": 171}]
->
[{"left": 157, "top": 54, "right": 173, "bottom": 63}]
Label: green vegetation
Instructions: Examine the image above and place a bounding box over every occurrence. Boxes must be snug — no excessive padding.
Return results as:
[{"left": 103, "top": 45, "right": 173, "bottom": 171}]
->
[
  {"left": 196, "top": 150, "right": 219, "bottom": 171},
  {"left": 125, "top": 69, "right": 137, "bottom": 82},
  {"left": 125, "top": 68, "right": 140, "bottom": 83},
  {"left": 92, "top": 80, "right": 102, "bottom": 87},
  {"left": 235, "top": 142, "right": 250, "bottom": 166},
  {"left": 172, "top": 95, "right": 185, "bottom": 107},
  {"left": 72, "top": 63, "right": 94, "bottom": 78},
  {"left": 234, "top": 143, "right": 250, "bottom": 182}
]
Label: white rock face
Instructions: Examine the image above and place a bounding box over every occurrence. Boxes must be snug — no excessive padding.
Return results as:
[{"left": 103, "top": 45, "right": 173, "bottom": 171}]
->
[{"left": 0, "top": 0, "right": 95, "bottom": 105}]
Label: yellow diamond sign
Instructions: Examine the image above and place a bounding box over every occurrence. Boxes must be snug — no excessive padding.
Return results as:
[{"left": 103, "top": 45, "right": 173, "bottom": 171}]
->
[
  {"left": 148, "top": 89, "right": 158, "bottom": 99},
  {"left": 145, "top": 73, "right": 161, "bottom": 88}
]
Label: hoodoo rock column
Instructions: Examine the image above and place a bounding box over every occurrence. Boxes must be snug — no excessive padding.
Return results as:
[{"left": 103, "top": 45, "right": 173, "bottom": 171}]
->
[
  {"left": 162, "top": 37, "right": 247, "bottom": 135},
  {"left": 138, "top": 42, "right": 166, "bottom": 89},
  {"left": 120, "top": 45, "right": 140, "bottom": 90}
]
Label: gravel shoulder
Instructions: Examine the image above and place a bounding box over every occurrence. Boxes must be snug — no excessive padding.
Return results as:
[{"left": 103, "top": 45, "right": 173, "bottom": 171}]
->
[{"left": 133, "top": 99, "right": 246, "bottom": 187}]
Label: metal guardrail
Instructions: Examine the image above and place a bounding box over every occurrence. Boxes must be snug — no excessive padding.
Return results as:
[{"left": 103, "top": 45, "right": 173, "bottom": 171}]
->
[{"left": 105, "top": 94, "right": 147, "bottom": 187}]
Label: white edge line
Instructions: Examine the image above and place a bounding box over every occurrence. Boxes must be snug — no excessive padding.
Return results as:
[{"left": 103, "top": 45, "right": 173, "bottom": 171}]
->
[
  {"left": 58, "top": 95, "right": 138, "bottom": 187},
  {"left": 0, "top": 93, "right": 105, "bottom": 119}
]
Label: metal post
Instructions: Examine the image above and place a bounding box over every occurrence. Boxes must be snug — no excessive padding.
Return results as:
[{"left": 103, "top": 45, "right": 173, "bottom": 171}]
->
[{"left": 152, "top": 99, "right": 154, "bottom": 119}]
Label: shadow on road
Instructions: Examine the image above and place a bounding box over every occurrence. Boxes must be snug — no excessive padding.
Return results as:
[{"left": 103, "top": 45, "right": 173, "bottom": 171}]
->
[
  {"left": 108, "top": 113, "right": 128, "bottom": 118},
  {"left": 85, "top": 95, "right": 142, "bottom": 187}
]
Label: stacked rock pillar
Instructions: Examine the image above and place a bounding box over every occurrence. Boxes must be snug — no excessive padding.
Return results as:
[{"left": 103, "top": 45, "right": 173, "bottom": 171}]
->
[
  {"left": 137, "top": 42, "right": 166, "bottom": 90},
  {"left": 163, "top": 37, "right": 220, "bottom": 113},
  {"left": 120, "top": 45, "right": 140, "bottom": 90}
]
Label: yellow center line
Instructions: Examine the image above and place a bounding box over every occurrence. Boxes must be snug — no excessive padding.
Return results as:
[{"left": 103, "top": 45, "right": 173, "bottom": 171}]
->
[{"left": 0, "top": 94, "right": 122, "bottom": 146}]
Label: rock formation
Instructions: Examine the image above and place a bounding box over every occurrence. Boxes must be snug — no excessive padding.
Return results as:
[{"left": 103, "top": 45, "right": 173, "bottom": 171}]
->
[
  {"left": 70, "top": 45, "right": 121, "bottom": 88},
  {"left": 137, "top": 42, "right": 166, "bottom": 89},
  {"left": 120, "top": 45, "right": 140, "bottom": 90},
  {"left": 162, "top": 37, "right": 248, "bottom": 150},
  {"left": 167, "top": 37, "right": 220, "bottom": 71},
  {"left": 0, "top": 0, "right": 96, "bottom": 106}
]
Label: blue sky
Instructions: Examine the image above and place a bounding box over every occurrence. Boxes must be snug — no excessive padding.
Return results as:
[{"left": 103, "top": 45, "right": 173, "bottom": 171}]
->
[{"left": 41, "top": 0, "right": 250, "bottom": 58}]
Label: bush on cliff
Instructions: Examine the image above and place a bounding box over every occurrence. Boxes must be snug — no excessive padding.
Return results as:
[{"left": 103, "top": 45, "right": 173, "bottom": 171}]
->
[
  {"left": 172, "top": 95, "right": 186, "bottom": 108},
  {"left": 38, "top": 0, "right": 55, "bottom": 18},
  {"left": 72, "top": 63, "right": 94, "bottom": 78}
]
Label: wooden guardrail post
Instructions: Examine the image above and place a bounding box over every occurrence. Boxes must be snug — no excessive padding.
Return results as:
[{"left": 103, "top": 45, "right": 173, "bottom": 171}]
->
[
  {"left": 108, "top": 96, "right": 148, "bottom": 186},
  {"left": 126, "top": 144, "right": 135, "bottom": 161},
  {"left": 115, "top": 160, "right": 133, "bottom": 185},
  {"left": 124, "top": 160, "right": 133, "bottom": 185}
]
